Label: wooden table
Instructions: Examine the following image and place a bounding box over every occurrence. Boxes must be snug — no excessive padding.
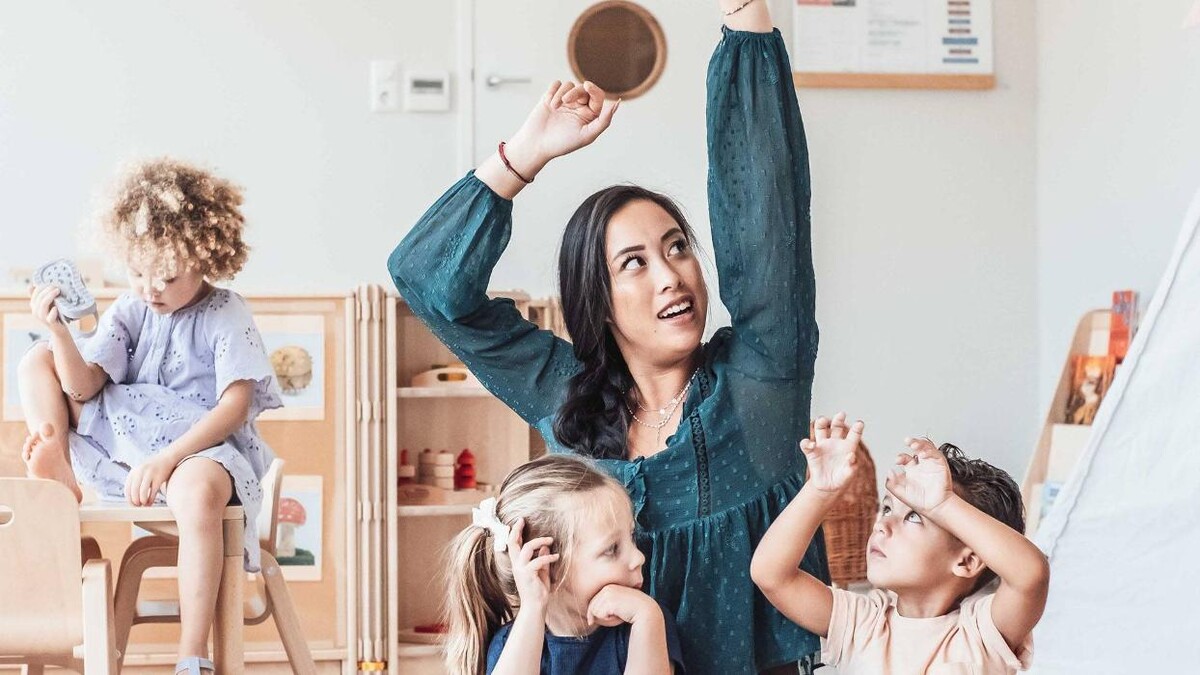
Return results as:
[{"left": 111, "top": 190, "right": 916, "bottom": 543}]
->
[{"left": 79, "top": 502, "right": 245, "bottom": 673}]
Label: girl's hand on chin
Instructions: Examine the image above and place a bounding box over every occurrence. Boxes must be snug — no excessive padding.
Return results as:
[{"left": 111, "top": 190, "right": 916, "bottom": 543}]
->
[{"left": 586, "top": 584, "right": 659, "bottom": 627}]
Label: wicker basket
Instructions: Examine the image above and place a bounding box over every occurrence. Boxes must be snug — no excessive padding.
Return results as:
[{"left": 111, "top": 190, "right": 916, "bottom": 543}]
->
[{"left": 814, "top": 438, "right": 879, "bottom": 588}]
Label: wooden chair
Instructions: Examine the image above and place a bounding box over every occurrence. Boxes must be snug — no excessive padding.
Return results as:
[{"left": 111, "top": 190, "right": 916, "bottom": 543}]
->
[
  {"left": 113, "top": 458, "right": 316, "bottom": 674},
  {"left": 0, "top": 478, "right": 118, "bottom": 674}
]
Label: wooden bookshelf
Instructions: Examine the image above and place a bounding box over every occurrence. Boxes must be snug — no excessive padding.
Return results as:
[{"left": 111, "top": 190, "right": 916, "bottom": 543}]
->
[
  {"left": 381, "top": 288, "right": 539, "bottom": 674},
  {"left": 1021, "top": 309, "right": 1113, "bottom": 534}
]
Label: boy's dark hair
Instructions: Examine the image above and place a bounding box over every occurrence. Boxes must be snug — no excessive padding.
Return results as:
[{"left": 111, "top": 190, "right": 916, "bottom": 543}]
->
[{"left": 939, "top": 442, "right": 1026, "bottom": 592}]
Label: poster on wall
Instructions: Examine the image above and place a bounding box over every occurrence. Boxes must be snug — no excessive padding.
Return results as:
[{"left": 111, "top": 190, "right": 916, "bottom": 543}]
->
[
  {"left": 276, "top": 474, "right": 323, "bottom": 581},
  {"left": 256, "top": 314, "right": 326, "bottom": 421},
  {"left": 793, "top": 0, "right": 994, "bottom": 87},
  {"left": 3, "top": 314, "right": 50, "bottom": 421}
]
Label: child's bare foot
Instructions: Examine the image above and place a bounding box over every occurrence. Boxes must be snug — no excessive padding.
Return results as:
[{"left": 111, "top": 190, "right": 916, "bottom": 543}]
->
[{"left": 22, "top": 423, "right": 83, "bottom": 502}]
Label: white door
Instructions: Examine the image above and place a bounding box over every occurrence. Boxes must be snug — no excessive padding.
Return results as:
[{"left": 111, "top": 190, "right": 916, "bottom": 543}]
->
[{"left": 468, "top": 0, "right": 724, "bottom": 302}]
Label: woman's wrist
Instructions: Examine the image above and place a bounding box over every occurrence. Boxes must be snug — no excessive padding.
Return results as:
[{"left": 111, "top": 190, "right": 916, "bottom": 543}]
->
[
  {"left": 502, "top": 131, "right": 551, "bottom": 179},
  {"left": 475, "top": 130, "right": 553, "bottom": 200}
]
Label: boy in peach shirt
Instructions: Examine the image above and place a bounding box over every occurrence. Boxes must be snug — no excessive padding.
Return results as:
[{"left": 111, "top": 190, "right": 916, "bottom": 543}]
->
[{"left": 751, "top": 413, "right": 1049, "bottom": 674}]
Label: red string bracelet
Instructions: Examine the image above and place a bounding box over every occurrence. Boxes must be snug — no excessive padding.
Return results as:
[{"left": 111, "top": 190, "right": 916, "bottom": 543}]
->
[{"left": 498, "top": 141, "right": 534, "bottom": 184}]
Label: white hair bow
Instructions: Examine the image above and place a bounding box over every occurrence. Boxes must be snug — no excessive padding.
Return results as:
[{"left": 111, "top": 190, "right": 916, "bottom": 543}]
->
[{"left": 472, "top": 497, "right": 510, "bottom": 552}]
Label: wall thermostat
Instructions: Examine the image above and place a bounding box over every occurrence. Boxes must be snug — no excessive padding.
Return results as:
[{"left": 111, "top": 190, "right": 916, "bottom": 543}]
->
[{"left": 404, "top": 70, "right": 451, "bottom": 112}]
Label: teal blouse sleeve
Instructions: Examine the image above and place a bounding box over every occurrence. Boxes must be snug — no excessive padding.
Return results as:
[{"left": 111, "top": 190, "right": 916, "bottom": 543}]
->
[
  {"left": 387, "top": 173, "right": 578, "bottom": 425},
  {"left": 707, "top": 28, "right": 818, "bottom": 380}
]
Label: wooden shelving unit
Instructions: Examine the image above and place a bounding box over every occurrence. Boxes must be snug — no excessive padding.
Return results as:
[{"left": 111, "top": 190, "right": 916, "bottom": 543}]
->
[
  {"left": 0, "top": 284, "right": 566, "bottom": 674},
  {"left": 396, "top": 386, "right": 492, "bottom": 399},
  {"left": 1021, "top": 309, "right": 1113, "bottom": 534},
  {"left": 394, "top": 504, "right": 475, "bottom": 517},
  {"left": 0, "top": 289, "right": 357, "bottom": 674},
  {"left": 379, "top": 289, "right": 545, "bottom": 675}
]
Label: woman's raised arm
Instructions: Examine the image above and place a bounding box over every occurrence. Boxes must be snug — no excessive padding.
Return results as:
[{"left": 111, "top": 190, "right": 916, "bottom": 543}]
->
[{"left": 707, "top": 2, "right": 817, "bottom": 381}]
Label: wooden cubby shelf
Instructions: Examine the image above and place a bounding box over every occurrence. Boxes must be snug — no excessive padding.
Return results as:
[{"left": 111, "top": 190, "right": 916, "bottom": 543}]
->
[
  {"left": 395, "top": 504, "right": 475, "bottom": 517},
  {"left": 396, "top": 386, "right": 492, "bottom": 399}
]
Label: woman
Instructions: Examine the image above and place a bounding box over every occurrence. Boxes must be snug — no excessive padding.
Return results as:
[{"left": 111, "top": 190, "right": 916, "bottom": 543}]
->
[{"left": 388, "top": 1, "right": 825, "bottom": 672}]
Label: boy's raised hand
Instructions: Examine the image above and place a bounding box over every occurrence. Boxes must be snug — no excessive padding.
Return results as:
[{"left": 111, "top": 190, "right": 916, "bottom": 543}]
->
[
  {"left": 801, "top": 413, "right": 864, "bottom": 494},
  {"left": 886, "top": 437, "right": 953, "bottom": 513}
]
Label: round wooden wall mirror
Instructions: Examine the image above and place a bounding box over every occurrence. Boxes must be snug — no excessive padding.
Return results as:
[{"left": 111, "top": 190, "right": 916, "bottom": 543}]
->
[{"left": 568, "top": 1, "right": 667, "bottom": 100}]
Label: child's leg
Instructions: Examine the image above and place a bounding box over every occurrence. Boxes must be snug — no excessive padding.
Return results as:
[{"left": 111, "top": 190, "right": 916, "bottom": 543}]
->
[
  {"left": 17, "top": 342, "right": 83, "bottom": 501},
  {"left": 166, "top": 456, "right": 234, "bottom": 668}
]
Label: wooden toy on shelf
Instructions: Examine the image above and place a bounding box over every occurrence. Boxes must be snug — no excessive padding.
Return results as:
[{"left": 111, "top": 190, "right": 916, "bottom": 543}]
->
[
  {"left": 397, "top": 449, "right": 417, "bottom": 486},
  {"left": 455, "top": 448, "right": 477, "bottom": 490},
  {"left": 418, "top": 448, "right": 455, "bottom": 490},
  {"left": 410, "top": 363, "right": 481, "bottom": 388}
]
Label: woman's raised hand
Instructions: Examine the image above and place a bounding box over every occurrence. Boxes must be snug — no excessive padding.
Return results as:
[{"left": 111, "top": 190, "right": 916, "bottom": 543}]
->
[
  {"left": 478, "top": 80, "right": 620, "bottom": 199},
  {"left": 511, "top": 80, "right": 620, "bottom": 166}
]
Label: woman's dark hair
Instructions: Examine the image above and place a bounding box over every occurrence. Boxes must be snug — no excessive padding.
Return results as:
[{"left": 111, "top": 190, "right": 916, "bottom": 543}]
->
[{"left": 552, "top": 185, "right": 699, "bottom": 460}]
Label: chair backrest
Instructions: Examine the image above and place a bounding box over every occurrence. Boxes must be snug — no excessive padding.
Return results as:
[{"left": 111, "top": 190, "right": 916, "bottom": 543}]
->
[
  {"left": 257, "top": 458, "right": 285, "bottom": 553},
  {"left": 0, "top": 478, "right": 84, "bottom": 655}
]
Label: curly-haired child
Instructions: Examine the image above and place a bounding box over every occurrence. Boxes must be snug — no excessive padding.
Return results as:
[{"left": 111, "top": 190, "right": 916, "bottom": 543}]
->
[{"left": 18, "top": 157, "right": 282, "bottom": 675}]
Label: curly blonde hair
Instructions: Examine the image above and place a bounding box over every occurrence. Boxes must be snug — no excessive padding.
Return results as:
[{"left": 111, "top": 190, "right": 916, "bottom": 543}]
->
[{"left": 97, "top": 158, "right": 249, "bottom": 282}]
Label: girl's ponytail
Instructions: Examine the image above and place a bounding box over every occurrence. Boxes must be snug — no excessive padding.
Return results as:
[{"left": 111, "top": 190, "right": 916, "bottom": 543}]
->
[{"left": 444, "top": 525, "right": 512, "bottom": 675}]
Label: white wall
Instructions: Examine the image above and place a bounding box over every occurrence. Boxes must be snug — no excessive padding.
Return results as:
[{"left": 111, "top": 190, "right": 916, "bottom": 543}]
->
[
  {"left": 797, "top": 2, "right": 1039, "bottom": 479},
  {"left": 0, "top": 1, "right": 1041, "bottom": 479},
  {"left": 0, "top": 0, "right": 460, "bottom": 292},
  {"left": 1036, "top": 0, "right": 1200, "bottom": 408}
]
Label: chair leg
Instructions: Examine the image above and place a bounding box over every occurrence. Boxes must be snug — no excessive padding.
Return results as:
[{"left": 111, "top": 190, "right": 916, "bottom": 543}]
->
[
  {"left": 81, "top": 559, "right": 116, "bottom": 675},
  {"left": 80, "top": 536, "right": 102, "bottom": 565},
  {"left": 260, "top": 551, "right": 318, "bottom": 675},
  {"left": 23, "top": 664, "right": 45, "bottom": 675},
  {"left": 114, "top": 539, "right": 179, "bottom": 670}
]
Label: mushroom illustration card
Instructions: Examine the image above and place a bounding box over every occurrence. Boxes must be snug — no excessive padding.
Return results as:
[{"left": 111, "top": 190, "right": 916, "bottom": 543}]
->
[
  {"left": 255, "top": 314, "right": 326, "bottom": 421},
  {"left": 277, "top": 474, "right": 323, "bottom": 581}
]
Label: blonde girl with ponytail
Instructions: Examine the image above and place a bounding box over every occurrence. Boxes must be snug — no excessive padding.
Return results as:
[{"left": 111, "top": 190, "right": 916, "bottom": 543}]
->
[{"left": 444, "top": 454, "right": 684, "bottom": 675}]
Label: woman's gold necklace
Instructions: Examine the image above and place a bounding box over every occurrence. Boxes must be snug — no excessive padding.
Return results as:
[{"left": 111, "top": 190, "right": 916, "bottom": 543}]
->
[{"left": 625, "top": 369, "right": 698, "bottom": 445}]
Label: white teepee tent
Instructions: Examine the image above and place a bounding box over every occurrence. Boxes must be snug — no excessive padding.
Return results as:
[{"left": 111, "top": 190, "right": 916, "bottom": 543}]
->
[{"left": 1029, "top": 186, "right": 1200, "bottom": 672}]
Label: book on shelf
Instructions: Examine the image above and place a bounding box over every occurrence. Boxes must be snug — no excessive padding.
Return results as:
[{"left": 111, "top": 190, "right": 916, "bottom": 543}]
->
[{"left": 1109, "top": 290, "right": 1138, "bottom": 363}]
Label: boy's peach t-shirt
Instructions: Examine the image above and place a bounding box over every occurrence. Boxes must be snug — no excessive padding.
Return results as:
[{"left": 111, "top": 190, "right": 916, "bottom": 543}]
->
[{"left": 822, "top": 588, "right": 1033, "bottom": 674}]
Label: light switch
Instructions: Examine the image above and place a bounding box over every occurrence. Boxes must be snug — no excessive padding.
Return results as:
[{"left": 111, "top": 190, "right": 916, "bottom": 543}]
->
[{"left": 370, "top": 60, "right": 401, "bottom": 113}]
